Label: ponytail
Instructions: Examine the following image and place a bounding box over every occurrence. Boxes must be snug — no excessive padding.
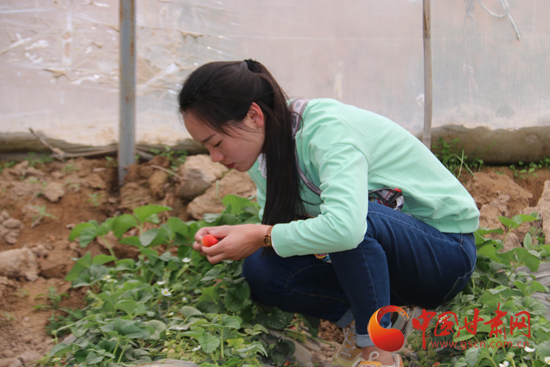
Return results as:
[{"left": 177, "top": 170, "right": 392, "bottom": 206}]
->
[{"left": 179, "top": 60, "right": 305, "bottom": 225}]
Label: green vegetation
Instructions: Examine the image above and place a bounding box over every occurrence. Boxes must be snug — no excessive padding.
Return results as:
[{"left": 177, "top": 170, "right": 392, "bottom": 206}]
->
[
  {"left": 25, "top": 152, "right": 54, "bottom": 167},
  {"left": 432, "top": 138, "right": 484, "bottom": 179},
  {"left": 87, "top": 193, "right": 102, "bottom": 208},
  {"left": 31, "top": 205, "right": 58, "bottom": 227},
  {"left": 45, "top": 196, "right": 316, "bottom": 366},
  {"left": 62, "top": 162, "right": 80, "bottom": 174},
  {"left": 149, "top": 145, "right": 188, "bottom": 171},
  {"left": 405, "top": 213, "right": 550, "bottom": 367}
]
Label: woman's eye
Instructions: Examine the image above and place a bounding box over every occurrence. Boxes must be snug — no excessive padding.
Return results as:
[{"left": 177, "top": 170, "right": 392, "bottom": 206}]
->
[{"left": 213, "top": 141, "right": 221, "bottom": 148}]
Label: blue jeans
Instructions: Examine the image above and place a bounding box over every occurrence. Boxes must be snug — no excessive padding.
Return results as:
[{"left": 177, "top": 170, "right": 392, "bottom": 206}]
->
[{"left": 242, "top": 201, "right": 477, "bottom": 347}]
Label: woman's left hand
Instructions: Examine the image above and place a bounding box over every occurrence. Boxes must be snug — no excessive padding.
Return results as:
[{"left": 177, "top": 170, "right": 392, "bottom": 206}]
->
[{"left": 195, "top": 224, "right": 271, "bottom": 264}]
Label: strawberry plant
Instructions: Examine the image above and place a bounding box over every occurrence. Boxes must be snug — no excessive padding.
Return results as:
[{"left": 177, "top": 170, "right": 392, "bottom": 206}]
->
[
  {"left": 405, "top": 213, "right": 550, "bottom": 367},
  {"left": 45, "top": 195, "right": 315, "bottom": 366}
]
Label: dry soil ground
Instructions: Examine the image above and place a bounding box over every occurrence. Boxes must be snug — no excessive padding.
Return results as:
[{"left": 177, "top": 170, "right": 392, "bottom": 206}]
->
[{"left": 0, "top": 157, "right": 549, "bottom": 366}]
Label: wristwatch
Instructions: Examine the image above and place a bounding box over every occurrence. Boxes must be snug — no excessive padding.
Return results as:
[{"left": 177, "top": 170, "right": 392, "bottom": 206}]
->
[{"left": 263, "top": 226, "right": 273, "bottom": 248}]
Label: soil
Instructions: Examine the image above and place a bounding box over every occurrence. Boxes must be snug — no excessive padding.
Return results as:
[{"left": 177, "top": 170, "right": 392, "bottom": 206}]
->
[{"left": 1, "top": 157, "right": 549, "bottom": 367}]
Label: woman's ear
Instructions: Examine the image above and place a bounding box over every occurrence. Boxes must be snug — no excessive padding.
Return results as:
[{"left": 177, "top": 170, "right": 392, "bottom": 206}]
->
[{"left": 248, "top": 102, "right": 265, "bottom": 128}]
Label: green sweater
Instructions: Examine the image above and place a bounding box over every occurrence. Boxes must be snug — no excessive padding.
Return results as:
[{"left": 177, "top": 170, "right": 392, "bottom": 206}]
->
[{"left": 247, "top": 98, "right": 480, "bottom": 258}]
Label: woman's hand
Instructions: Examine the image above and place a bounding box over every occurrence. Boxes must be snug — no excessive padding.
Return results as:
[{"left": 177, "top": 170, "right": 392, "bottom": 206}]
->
[{"left": 193, "top": 224, "right": 272, "bottom": 264}]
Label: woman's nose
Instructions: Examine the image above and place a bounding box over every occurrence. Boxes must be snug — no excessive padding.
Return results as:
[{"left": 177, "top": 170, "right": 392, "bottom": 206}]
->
[{"left": 208, "top": 148, "right": 224, "bottom": 162}]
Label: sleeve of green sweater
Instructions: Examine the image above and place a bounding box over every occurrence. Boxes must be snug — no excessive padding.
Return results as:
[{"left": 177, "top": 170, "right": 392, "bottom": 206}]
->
[{"left": 270, "top": 143, "right": 371, "bottom": 257}]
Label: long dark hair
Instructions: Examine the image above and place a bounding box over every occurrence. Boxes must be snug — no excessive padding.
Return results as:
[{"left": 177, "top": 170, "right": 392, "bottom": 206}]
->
[{"left": 178, "top": 60, "right": 304, "bottom": 225}]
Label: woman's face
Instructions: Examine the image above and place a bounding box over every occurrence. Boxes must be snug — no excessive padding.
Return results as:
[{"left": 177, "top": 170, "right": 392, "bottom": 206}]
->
[{"left": 183, "top": 103, "right": 265, "bottom": 172}]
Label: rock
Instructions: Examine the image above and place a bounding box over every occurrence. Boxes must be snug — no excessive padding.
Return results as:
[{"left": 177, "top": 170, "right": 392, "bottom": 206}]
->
[
  {"left": 137, "top": 360, "right": 198, "bottom": 367},
  {"left": 177, "top": 154, "right": 228, "bottom": 200},
  {"left": 139, "top": 165, "right": 154, "bottom": 178},
  {"left": 0, "top": 214, "right": 22, "bottom": 245},
  {"left": 31, "top": 244, "right": 48, "bottom": 258},
  {"left": 14, "top": 351, "right": 42, "bottom": 366},
  {"left": 120, "top": 182, "right": 152, "bottom": 210},
  {"left": 149, "top": 155, "right": 170, "bottom": 168},
  {"left": 42, "top": 182, "right": 65, "bottom": 202},
  {"left": 25, "top": 167, "right": 45, "bottom": 178},
  {"left": 83, "top": 173, "right": 107, "bottom": 189},
  {"left": 187, "top": 170, "right": 256, "bottom": 220},
  {"left": 0, "top": 210, "right": 10, "bottom": 222},
  {"left": 7, "top": 358, "right": 22, "bottom": 367},
  {"left": 2, "top": 218, "right": 23, "bottom": 230},
  {"left": 38, "top": 251, "right": 69, "bottom": 279},
  {"left": 4, "top": 232, "right": 20, "bottom": 245},
  {"left": 0, "top": 276, "right": 17, "bottom": 298},
  {"left": 11, "top": 161, "right": 29, "bottom": 177},
  {"left": 537, "top": 181, "right": 550, "bottom": 244},
  {"left": 0, "top": 248, "right": 39, "bottom": 281},
  {"left": 149, "top": 170, "right": 170, "bottom": 199}
]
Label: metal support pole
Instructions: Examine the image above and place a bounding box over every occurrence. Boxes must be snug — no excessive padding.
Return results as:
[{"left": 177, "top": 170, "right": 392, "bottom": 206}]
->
[
  {"left": 422, "top": 0, "right": 433, "bottom": 150},
  {"left": 118, "top": 0, "right": 136, "bottom": 185}
]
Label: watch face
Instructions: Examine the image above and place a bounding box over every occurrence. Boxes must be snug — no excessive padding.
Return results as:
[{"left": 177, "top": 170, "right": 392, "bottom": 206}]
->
[{"left": 264, "top": 237, "right": 271, "bottom": 247}]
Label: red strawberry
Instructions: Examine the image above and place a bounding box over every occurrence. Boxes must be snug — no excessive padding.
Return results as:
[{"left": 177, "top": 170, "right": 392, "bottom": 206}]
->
[{"left": 201, "top": 234, "right": 218, "bottom": 247}]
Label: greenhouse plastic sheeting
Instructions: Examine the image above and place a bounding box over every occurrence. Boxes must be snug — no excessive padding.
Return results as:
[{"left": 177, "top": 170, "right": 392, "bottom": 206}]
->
[{"left": 0, "top": 0, "right": 549, "bottom": 157}]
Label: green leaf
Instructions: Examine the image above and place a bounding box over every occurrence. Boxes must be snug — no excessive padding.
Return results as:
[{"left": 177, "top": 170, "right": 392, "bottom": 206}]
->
[
  {"left": 118, "top": 236, "right": 141, "bottom": 247},
  {"left": 498, "top": 216, "right": 521, "bottom": 230},
  {"left": 49, "top": 342, "right": 71, "bottom": 356},
  {"left": 260, "top": 308, "right": 295, "bottom": 330},
  {"left": 97, "top": 217, "right": 115, "bottom": 237},
  {"left": 114, "top": 259, "right": 136, "bottom": 271},
  {"left": 78, "top": 226, "right": 99, "bottom": 248},
  {"left": 464, "top": 346, "right": 480, "bottom": 367},
  {"left": 112, "top": 214, "right": 138, "bottom": 239},
  {"left": 86, "top": 351, "right": 104, "bottom": 364},
  {"left": 528, "top": 280, "right": 549, "bottom": 294},
  {"left": 64, "top": 252, "right": 92, "bottom": 281},
  {"left": 181, "top": 306, "right": 203, "bottom": 319},
  {"left": 225, "top": 283, "right": 250, "bottom": 312},
  {"left": 515, "top": 247, "right": 540, "bottom": 272},
  {"left": 144, "top": 320, "right": 167, "bottom": 340},
  {"left": 198, "top": 286, "right": 219, "bottom": 303},
  {"left": 221, "top": 315, "right": 242, "bottom": 329},
  {"left": 98, "top": 291, "right": 122, "bottom": 306},
  {"left": 140, "top": 228, "right": 160, "bottom": 247},
  {"left": 115, "top": 300, "right": 137, "bottom": 316},
  {"left": 100, "top": 318, "right": 151, "bottom": 339},
  {"left": 133, "top": 205, "right": 171, "bottom": 225},
  {"left": 523, "top": 232, "right": 533, "bottom": 250},
  {"left": 537, "top": 340, "right": 550, "bottom": 359},
  {"left": 92, "top": 254, "right": 116, "bottom": 266},
  {"left": 69, "top": 222, "right": 96, "bottom": 241},
  {"left": 198, "top": 332, "right": 221, "bottom": 353}
]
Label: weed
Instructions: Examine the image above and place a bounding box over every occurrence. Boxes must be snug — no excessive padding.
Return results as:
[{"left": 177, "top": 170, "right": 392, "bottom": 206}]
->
[
  {"left": 2, "top": 312, "right": 16, "bottom": 322},
  {"left": 25, "top": 152, "right": 54, "bottom": 167},
  {"left": 15, "top": 288, "right": 30, "bottom": 298},
  {"left": 64, "top": 179, "right": 80, "bottom": 190},
  {"left": 35, "top": 287, "right": 69, "bottom": 310},
  {"left": 0, "top": 161, "right": 16, "bottom": 173},
  {"left": 86, "top": 193, "right": 102, "bottom": 208},
  {"left": 105, "top": 156, "right": 117, "bottom": 168},
  {"left": 62, "top": 162, "right": 79, "bottom": 174},
  {"left": 432, "top": 138, "right": 478, "bottom": 179},
  {"left": 31, "top": 205, "right": 58, "bottom": 227},
  {"left": 150, "top": 145, "right": 187, "bottom": 170}
]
